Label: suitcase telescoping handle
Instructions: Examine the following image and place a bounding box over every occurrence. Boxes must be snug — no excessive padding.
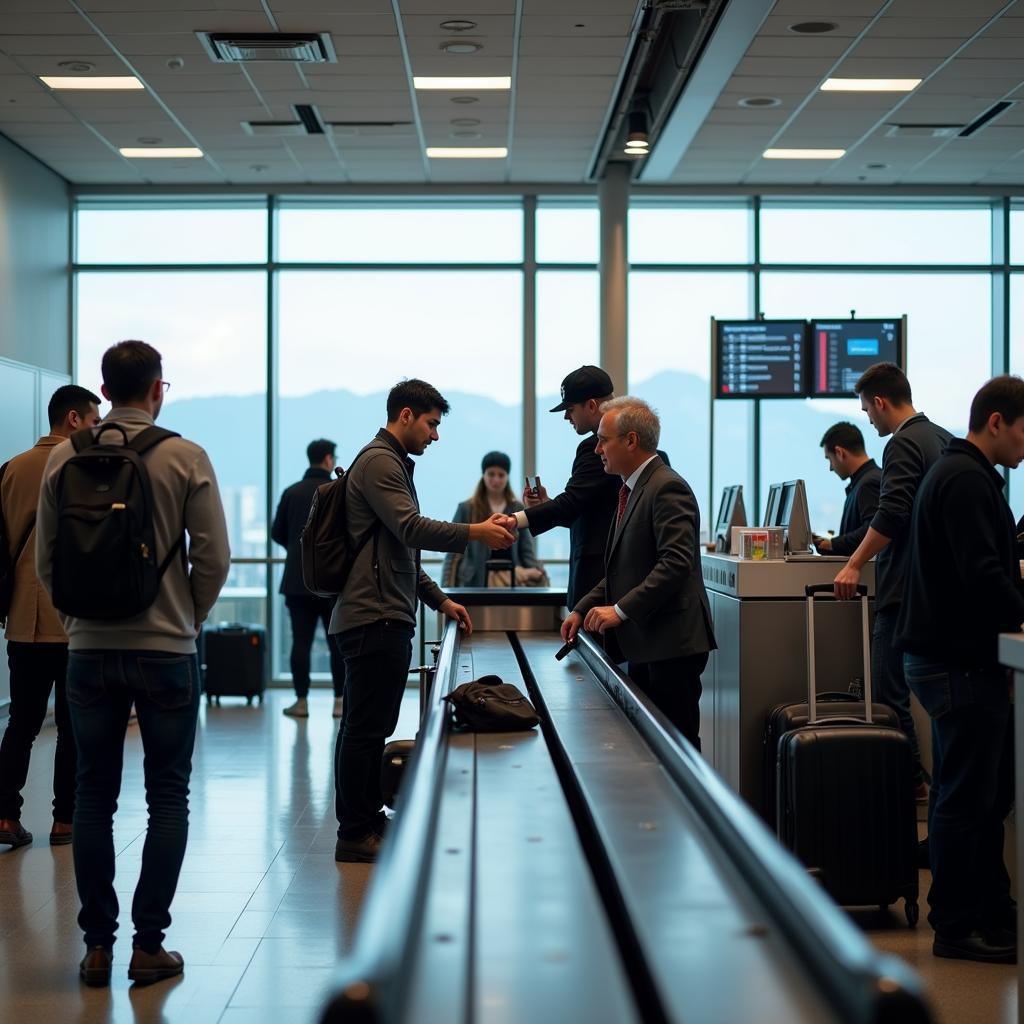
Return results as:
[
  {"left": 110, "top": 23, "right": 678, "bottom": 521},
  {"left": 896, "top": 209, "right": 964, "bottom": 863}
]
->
[{"left": 804, "top": 584, "right": 871, "bottom": 725}]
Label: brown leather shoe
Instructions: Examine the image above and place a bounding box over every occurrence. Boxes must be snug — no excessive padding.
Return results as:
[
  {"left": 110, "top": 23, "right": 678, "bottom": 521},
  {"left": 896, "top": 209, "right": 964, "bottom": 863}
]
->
[
  {"left": 0, "top": 819, "right": 32, "bottom": 848},
  {"left": 50, "top": 821, "right": 73, "bottom": 846},
  {"left": 128, "top": 946, "right": 184, "bottom": 986},
  {"left": 335, "top": 832, "right": 382, "bottom": 863},
  {"left": 79, "top": 946, "right": 113, "bottom": 987}
]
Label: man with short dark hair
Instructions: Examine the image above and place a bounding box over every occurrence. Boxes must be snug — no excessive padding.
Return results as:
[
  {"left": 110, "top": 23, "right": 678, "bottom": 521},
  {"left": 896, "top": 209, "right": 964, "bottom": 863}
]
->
[
  {"left": 36, "top": 340, "right": 230, "bottom": 987},
  {"left": 0, "top": 384, "right": 101, "bottom": 850},
  {"left": 272, "top": 438, "right": 345, "bottom": 718},
  {"left": 561, "top": 397, "right": 716, "bottom": 749},
  {"left": 330, "top": 378, "right": 515, "bottom": 862},
  {"left": 895, "top": 375, "right": 1024, "bottom": 964},
  {"left": 834, "top": 362, "right": 952, "bottom": 798},
  {"left": 813, "top": 421, "right": 881, "bottom": 556},
  {"left": 517, "top": 365, "right": 621, "bottom": 609}
]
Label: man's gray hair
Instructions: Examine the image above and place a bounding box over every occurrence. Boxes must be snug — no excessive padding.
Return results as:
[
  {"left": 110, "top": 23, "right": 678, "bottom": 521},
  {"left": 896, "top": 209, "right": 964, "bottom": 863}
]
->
[{"left": 599, "top": 396, "right": 660, "bottom": 452}]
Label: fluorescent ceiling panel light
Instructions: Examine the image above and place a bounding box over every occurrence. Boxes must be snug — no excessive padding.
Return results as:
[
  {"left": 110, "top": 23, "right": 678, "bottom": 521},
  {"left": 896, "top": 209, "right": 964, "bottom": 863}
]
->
[
  {"left": 426, "top": 146, "right": 508, "bottom": 158},
  {"left": 763, "top": 148, "right": 845, "bottom": 159},
  {"left": 40, "top": 75, "right": 144, "bottom": 90},
  {"left": 119, "top": 147, "right": 203, "bottom": 158},
  {"left": 414, "top": 76, "right": 510, "bottom": 90},
  {"left": 821, "top": 78, "right": 920, "bottom": 92}
]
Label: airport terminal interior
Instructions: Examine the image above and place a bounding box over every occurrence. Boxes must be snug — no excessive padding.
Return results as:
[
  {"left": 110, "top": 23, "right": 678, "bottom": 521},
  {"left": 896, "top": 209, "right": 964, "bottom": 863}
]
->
[{"left": 4, "top": 0, "right": 1024, "bottom": 1022}]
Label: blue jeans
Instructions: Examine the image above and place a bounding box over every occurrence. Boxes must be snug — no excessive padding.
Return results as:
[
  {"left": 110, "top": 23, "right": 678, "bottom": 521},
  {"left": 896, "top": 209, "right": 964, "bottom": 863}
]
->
[
  {"left": 873, "top": 607, "right": 924, "bottom": 785},
  {"left": 904, "top": 654, "right": 1013, "bottom": 938},
  {"left": 333, "top": 621, "right": 414, "bottom": 840},
  {"left": 67, "top": 649, "right": 200, "bottom": 952}
]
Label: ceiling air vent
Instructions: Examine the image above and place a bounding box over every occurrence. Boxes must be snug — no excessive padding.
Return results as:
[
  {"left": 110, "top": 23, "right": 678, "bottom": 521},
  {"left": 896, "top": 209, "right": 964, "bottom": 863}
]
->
[
  {"left": 199, "top": 32, "right": 336, "bottom": 63},
  {"left": 884, "top": 124, "right": 961, "bottom": 138},
  {"left": 326, "top": 122, "right": 416, "bottom": 138},
  {"left": 959, "top": 101, "right": 1014, "bottom": 138}
]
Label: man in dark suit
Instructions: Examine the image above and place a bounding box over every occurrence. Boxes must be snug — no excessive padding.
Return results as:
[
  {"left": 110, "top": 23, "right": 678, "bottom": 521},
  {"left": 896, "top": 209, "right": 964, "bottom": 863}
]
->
[
  {"left": 271, "top": 438, "right": 346, "bottom": 719},
  {"left": 812, "top": 421, "right": 881, "bottom": 556},
  {"left": 516, "top": 365, "right": 620, "bottom": 609},
  {"left": 561, "top": 397, "right": 716, "bottom": 749}
]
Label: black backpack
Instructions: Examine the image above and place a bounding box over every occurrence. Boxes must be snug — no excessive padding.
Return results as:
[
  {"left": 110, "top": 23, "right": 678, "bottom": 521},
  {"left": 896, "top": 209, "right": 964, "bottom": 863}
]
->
[
  {"left": 442, "top": 675, "right": 541, "bottom": 732},
  {"left": 51, "top": 423, "right": 183, "bottom": 620},
  {"left": 300, "top": 447, "right": 379, "bottom": 598},
  {"left": 0, "top": 461, "right": 36, "bottom": 627}
]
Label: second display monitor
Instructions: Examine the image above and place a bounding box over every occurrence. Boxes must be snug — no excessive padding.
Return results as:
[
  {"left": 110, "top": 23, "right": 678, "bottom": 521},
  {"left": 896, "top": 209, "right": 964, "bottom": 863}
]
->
[{"left": 810, "top": 317, "right": 905, "bottom": 397}]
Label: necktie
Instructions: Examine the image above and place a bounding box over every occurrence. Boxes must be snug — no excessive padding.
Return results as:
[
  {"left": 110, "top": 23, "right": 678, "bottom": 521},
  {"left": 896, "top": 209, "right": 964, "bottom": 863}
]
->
[{"left": 616, "top": 483, "right": 630, "bottom": 526}]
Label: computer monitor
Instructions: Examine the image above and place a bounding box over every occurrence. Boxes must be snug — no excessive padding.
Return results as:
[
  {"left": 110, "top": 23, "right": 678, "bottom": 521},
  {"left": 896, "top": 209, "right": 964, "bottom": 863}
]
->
[
  {"left": 713, "top": 484, "right": 747, "bottom": 553},
  {"left": 762, "top": 482, "right": 784, "bottom": 528},
  {"left": 762, "top": 479, "right": 812, "bottom": 553},
  {"left": 712, "top": 318, "right": 808, "bottom": 399},
  {"left": 810, "top": 316, "right": 906, "bottom": 397}
]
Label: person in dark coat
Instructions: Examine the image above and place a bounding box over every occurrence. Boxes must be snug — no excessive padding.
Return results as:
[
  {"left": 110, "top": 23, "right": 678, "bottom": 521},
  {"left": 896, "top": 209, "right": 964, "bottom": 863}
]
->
[
  {"left": 813, "top": 421, "right": 881, "bottom": 556},
  {"left": 271, "top": 438, "right": 346, "bottom": 719}
]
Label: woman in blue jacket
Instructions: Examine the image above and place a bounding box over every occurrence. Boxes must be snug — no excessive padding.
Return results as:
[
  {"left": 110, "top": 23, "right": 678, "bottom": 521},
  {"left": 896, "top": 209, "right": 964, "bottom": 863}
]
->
[{"left": 443, "top": 451, "right": 544, "bottom": 587}]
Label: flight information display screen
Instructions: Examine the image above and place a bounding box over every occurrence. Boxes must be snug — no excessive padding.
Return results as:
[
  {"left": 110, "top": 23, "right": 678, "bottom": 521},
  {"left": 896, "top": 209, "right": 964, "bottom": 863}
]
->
[
  {"left": 811, "top": 319, "right": 903, "bottom": 396},
  {"left": 714, "top": 320, "right": 807, "bottom": 399}
]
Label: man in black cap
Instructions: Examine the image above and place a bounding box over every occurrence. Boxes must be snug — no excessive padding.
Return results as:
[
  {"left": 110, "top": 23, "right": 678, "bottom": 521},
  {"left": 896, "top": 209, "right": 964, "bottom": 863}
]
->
[{"left": 515, "top": 365, "right": 620, "bottom": 609}]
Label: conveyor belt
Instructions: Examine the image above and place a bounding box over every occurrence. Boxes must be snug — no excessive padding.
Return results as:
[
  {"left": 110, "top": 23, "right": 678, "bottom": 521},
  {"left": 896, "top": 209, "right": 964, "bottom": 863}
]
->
[{"left": 320, "top": 625, "right": 932, "bottom": 1024}]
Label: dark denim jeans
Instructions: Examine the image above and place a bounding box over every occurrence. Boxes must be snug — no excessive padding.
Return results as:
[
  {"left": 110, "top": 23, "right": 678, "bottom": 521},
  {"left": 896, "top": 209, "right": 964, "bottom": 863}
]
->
[
  {"left": 333, "top": 620, "right": 414, "bottom": 840},
  {"left": 873, "top": 607, "right": 924, "bottom": 785},
  {"left": 67, "top": 649, "right": 200, "bottom": 953},
  {"left": 285, "top": 594, "right": 345, "bottom": 699},
  {"left": 0, "top": 641, "right": 75, "bottom": 822},
  {"left": 904, "top": 653, "right": 1013, "bottom": 938}
]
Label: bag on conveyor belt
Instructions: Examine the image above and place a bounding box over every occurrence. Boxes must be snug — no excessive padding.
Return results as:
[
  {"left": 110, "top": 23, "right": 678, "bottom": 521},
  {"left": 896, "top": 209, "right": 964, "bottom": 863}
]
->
[{"left": 442, "top": 675, "right": 540, "bottom": 732}]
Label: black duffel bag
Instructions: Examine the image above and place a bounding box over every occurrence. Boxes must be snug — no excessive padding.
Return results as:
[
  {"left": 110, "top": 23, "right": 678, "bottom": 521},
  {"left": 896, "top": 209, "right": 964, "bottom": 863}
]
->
[{"left": 442, "top": 675, "right": 540, "bottom": 732}]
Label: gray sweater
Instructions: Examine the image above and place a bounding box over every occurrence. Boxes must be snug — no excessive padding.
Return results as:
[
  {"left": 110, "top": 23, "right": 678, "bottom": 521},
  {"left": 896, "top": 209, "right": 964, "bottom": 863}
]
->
[
  {"left": 329, "top": 430, "right": 470, "bottom": 635},
  {"left": 36, "top": 407, "right": 231, "bottom": 654}
]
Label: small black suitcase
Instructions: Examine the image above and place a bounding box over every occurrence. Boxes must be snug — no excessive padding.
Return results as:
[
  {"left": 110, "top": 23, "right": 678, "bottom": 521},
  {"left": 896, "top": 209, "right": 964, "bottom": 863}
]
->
[
  {"left": 202, "top": 622, "right": 267, "bottom": 705},
  {"left": 776, "top": 585, "right": 919, "bottom": 927}
]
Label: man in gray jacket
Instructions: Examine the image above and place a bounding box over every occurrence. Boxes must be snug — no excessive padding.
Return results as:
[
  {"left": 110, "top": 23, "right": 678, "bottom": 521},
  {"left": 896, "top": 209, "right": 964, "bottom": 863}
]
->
[
  {"left": 562, "top": 397, "right": 716, "bottom": 749},
  {"left": 36, "top": 340, "right": 230, "bottom": 988},
  {"left": 332, "top": 378, "right": 515, "bottom": 862}
]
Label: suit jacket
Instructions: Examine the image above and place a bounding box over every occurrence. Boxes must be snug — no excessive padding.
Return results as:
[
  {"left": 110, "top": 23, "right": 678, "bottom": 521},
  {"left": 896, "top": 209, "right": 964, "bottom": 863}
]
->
[
  {"left": 271, "top": 467, "right": 332, "bottom": 596},
  {"left": 525, "top": 434, "right": 620, "bottom": 608},
  {"left": 574, "top": 457, "right": 716, "bottom": 664}
]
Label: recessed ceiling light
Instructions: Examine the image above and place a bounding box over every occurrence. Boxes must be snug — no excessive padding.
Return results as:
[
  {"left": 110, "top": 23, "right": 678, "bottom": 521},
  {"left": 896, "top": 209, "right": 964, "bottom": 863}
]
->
[
  {"left": 865, "top": 163, "right": 888, "bottom": 170},
  {"left": 119, "top": 147, "right": 203, "bottom": 158},
  {"left": 439, "top": 19, "right": 477, "bottom": 32},
  {"left": 414, "top": 76, "right": 510, "bottom": 90},
  {"left": 821, "top": 78, "right": 921, "bottom": 92},
  {"left": 426, "top": 146, "right": 507, "bottom": 158},
  {"left": 763, "top": 148, "right": 845, "bottom": 159},
  {"left": 450, "top": 117, "right": 481, "bottom": 127},
  {"left": 450, "top": 96, "right": 479, "bottom": 105},
  {"left": 136, "top": 136, "right": 163, "bottom": 145},
  {"left": 451, "top": 130, "right": 482, "bottom": 139},
  {"left": 789, "top": 21, "right": 838, "bottom": 34},
  {"left": 40, "top": 76, "right": 144, "bottom": 90},
  {"left": 57, "top": 61, "right": 95, "bottom": 73},
  {"left": 441, "top": 41, "right": 483, "bottom": 54},
  {"left": 738, "top": 96, "right": 781, "bottom": 108}
]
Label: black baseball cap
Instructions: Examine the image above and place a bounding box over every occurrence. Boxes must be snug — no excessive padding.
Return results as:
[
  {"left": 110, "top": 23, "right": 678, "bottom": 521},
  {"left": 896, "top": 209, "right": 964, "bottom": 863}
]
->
[{"left": 549, "top": 365, "right": 614, "bottom": 412}]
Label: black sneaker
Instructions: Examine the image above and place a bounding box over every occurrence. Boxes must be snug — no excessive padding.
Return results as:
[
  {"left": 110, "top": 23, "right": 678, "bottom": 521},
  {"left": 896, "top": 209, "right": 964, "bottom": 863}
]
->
[
  {"left": 335, "top": 832, "right": 382, "bottom": 863},
  {"left": 933, "top": 930, "right": 1017, "bottom": 964}
]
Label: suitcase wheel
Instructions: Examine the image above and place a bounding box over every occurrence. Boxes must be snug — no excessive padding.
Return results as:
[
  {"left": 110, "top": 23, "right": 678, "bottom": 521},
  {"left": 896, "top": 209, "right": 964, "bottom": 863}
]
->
[
  {"left": 246, "top": 697, "right": 253, "bottom": 706},
  {"left": 905, "top": 901, "right": 919, "bottom": 928},
  {"left": 206, "top": 695, "right": 212, "bottom": 705}
]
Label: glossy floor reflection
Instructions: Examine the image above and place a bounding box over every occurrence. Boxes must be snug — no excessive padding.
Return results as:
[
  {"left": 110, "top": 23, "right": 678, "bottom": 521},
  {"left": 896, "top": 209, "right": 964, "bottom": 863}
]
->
[{"left": 0, "top": 689, "right": 420, "bottom": 1024}]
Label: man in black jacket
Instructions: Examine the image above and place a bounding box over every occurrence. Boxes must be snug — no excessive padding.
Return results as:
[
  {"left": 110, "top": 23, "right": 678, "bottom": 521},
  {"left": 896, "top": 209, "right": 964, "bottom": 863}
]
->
[
  {"left": 271, "top": 439, "right": 345, "bottom": 719},
  {"left": 812, "top": 421, "right": 881, "bottom": 557},
  {"left": 834, "top": 363, "right": 951, "bottom": 796},
  {"left": 516, "top": 365, "right": 620, "bottom": 609},
  {"left": 895, "top": 375, "right": 1024, "bottom": 964}
]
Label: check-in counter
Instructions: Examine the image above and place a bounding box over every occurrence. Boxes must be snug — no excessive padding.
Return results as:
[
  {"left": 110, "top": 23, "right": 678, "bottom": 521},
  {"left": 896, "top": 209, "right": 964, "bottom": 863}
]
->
[
  {"left": 700, "top": 553, "right": 875, "bottom": 817},
  {"left": 999, "top": 632, "right": 1024, "bottom": 1021}
]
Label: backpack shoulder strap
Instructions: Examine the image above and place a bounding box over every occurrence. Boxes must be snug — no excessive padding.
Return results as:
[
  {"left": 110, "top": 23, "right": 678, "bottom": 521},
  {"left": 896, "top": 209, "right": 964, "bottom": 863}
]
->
[
  {"left": 70, "top": 427, "right": 99, "bottom": 453},
  {"left": 128, "top": 426, "right": 181, "bottom": 457}
]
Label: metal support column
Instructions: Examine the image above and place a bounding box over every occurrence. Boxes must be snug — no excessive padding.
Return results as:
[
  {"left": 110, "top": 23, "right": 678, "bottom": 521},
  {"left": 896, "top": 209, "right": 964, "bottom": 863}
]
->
[
  {"left": 523, "top": 195, "right": 537, "bottom": 477},
  {"left": 599, "top": 162, "right": 630, "bottom": 393}
]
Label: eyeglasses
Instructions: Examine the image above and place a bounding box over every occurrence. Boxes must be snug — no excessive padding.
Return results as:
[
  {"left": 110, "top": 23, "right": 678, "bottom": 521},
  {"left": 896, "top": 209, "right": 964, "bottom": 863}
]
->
[{"left": 160, "top": 381, "right": 172, "bottom": 394}]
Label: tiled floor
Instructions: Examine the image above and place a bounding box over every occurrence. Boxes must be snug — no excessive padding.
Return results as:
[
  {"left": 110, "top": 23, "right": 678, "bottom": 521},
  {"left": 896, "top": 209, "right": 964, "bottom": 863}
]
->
[
  {"left": 0, "top": 689, "right": 420, "bottom": 1024},
  {"left": 0, "top": 689, "right": 1017, "bottom": 1023}
]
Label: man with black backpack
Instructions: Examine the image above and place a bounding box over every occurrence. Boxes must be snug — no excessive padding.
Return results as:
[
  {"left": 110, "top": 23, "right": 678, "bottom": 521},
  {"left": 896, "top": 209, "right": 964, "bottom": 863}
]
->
[
  {"left": 330, "top": 378, "right": 515, "bottom": 863},
  {"left": 0, "top": 385, "right": 101, "bottom": 851},
  {"left": 35, "top": 340, "right": 230, "bottom": 989}
]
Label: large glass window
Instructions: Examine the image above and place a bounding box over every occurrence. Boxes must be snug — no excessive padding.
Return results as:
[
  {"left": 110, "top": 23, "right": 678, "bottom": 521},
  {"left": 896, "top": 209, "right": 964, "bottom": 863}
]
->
[
  {"left": 760, "top": 203, "right": 991, "bottom": 266},
  {"left": 629, "top": 203, "right": 751, "bottom": 264},
  {"left": 629, "top": 271, "right": 751, "bottom": 525},
  {"left": 536, "top": 203, "right": 599, "bottom": 264},
  {"left": 276, "top": 204, "right": 522, "bottom": 264}
]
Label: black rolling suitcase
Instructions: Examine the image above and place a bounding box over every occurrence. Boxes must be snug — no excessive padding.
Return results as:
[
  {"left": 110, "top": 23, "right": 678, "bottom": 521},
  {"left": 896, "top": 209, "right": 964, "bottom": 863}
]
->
[
  {"left": 776, "top": 584, "right": 919, "bottom": 926},
  {"left": 202, "top": 622, "right": 267, "bottom": 705}
]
